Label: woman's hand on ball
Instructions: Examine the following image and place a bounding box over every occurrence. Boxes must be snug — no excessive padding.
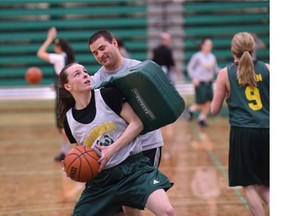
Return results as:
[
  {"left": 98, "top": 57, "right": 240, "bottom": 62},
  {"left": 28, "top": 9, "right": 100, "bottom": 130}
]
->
[{"left": 94, "top": 145, "right": 115, "bottom": 172}]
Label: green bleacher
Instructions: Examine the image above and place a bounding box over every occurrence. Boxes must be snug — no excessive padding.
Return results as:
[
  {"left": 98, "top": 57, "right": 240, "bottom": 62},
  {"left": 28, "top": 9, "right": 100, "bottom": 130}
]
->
[
  {"left": 0, "top": 0, "right": 147, "bottom": 86},
  {"left": 0, "top": 0, "right": 269, "bottom": 86},
  {"left": 184, "top": 1, "right": 269, "bottom": 70}
]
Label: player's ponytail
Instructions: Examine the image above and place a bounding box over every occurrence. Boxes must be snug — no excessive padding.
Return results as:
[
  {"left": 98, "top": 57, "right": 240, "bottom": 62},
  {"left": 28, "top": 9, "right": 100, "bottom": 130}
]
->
[
  {"left": 238, "top": 51, "right": 257, "bottom": 87},
  {"left": 57, "top": 63, "right": 76, "bottom": 127},
  {"left": 231, "top": 32, "right": 257, "bottom": 87}
]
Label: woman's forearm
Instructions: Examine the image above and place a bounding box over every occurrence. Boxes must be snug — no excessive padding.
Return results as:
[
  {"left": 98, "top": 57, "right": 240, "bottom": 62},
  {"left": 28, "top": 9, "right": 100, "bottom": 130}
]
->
[
  {"left": 37, "top": 27, "right": 56, "bottom": 61},
  {"left": 111, "top": 119, "right": 143, "bottom": 153},
  {"left": 37, "top": 39, "right": 52, "bottom": 60}
]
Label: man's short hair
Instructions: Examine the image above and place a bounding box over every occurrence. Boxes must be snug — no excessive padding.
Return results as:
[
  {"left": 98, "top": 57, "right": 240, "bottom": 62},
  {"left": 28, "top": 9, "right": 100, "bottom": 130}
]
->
[{"left": 88, "top": 30, "right": 116, "bottom": 45}]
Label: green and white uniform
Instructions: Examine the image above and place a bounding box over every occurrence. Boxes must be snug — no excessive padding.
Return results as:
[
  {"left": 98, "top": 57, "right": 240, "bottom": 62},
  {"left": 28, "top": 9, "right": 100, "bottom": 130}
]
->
[
  {"left": 226, "top": 61, "right": 269, "bottom": 187},
  {"left": 64, "top": 88, "right": 173, "bottom": 215},
  {"left": 66, "top": 89, "right": 141, "bottom": 168}
]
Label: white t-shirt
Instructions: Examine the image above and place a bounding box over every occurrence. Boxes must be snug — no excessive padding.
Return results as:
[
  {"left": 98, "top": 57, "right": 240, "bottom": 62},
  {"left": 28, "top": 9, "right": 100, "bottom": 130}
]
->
[{"left": 48, "top": 53, "right": 67, "bottom": 75}]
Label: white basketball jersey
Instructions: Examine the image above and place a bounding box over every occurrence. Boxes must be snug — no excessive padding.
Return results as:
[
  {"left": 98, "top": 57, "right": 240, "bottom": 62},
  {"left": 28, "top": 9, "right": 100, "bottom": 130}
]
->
[{"left": 66, "top": 89, "right": 142, "bottom": 169}]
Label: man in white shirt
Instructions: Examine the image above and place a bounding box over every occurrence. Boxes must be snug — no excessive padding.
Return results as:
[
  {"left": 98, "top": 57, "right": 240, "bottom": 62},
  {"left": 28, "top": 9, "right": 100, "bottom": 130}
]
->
[{"left": 89, "top": 30, "right": 165, "bottom": 216}]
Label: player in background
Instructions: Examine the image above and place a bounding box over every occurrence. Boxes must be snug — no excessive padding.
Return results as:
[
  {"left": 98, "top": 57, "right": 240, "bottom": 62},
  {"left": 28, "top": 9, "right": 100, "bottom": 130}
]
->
[
  {"left": 210, "top": 32, "right": 269, "bottom": 216},
  {"left": 186, "top": 38, "right": 219, "bottom": 127},
  {"left": 89, "top": 30, "right": 165, "bottom": 216},
  {"left": 152, "top": 32, "right": 176, "bottom": 83},
  {"left": 58, "top": 62, "right": 175, "bottom": 216},
  {"left": 37, "top": 27, "right": 76, "bottom": 161}
]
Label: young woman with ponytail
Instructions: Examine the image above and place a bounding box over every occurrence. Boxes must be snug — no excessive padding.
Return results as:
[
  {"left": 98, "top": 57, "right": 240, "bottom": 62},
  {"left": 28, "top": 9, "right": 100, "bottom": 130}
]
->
[
  {"left": 211, "top": 32, "right": 269, "bottom": 216},
  {"left": 57, "top": 63, "right": 175, "bottom": 216}
]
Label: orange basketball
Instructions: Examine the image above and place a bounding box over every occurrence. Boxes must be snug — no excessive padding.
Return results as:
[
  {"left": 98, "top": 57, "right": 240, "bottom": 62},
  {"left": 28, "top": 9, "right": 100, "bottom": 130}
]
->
[
  {"left": 63, "top": 145, "right": 100, "bottom": 182},
  {"left": 25, "top": 66, "right": 43, "bottom": 84}
]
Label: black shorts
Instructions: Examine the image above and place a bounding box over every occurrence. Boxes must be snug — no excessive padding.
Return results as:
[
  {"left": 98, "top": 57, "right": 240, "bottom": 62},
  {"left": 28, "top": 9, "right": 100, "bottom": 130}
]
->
[
  {"left": 142, "top": 147, "right": 162, "bottom": 168},
  {"left": 229, "top": 127, "right": 269, "bottom": 187},
  {"left": 195, "top": 81, "right": 213, "bottom": 104}
]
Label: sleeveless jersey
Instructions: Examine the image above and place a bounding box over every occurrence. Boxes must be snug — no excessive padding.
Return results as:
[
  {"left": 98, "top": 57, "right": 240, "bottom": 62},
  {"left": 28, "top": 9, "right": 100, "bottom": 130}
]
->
[
  {"left": 91, "top": 58, "right": 164, "bottom": 151},
  {"left": 66, "top": 89, "right": 142, "bottom": 169},
  {"left": 226, "top": 61, "right": 269, "bottom": 128}
]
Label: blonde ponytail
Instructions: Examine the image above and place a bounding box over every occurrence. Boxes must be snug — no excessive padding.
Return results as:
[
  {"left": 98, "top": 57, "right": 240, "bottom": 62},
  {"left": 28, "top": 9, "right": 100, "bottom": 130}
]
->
[
  {"left": 237, "top": 51, "right": 257, "bottom": 87},
  {"left": 231, "top": 32, "right": 257, "bottom": 87}
]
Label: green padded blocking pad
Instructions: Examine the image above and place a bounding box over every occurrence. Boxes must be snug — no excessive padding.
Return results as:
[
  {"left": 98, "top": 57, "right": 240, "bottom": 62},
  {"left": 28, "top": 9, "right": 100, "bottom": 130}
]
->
[{"left": 93, "top": 60, "right": 185, "bottom": 133}]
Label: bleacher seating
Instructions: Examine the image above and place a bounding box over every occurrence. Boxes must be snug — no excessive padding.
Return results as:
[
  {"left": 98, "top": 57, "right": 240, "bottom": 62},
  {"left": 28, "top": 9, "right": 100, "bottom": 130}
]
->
[
  {"left": 0, "top": 0, "right": 269, "bottom": 87},
  {"left": 184, "top": 1, "right": 269, "bottom": 70},
  {"left": 0, "top": 0, "right": 147, "bottom": 86}
]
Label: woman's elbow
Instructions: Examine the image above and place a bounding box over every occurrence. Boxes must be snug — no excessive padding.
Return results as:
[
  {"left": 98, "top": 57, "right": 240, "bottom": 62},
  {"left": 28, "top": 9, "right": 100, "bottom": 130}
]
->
[
  {"left": 210, "top": 108, "right": 219, "bottom": 116},
  {"left": 37, "top": 51, "right": 43, "bottom": 59},
  {"left": 133, "top": 118, "right": 144, "bottom": 134},
  {"left": 210, "top": 103, "right": 220, "bottom": 116},
  {"left": 37, "top": 51, "right": 47, "bottom": 61},
  {"left": 137, "top": 120, "right": 144, "bottom": 133}
]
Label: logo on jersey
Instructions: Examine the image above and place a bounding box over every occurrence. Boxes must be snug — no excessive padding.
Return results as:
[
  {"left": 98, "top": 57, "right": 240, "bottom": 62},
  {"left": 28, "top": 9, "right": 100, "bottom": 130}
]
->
[
  {"left": 84, "top": 121, "right": 116, "bottom": 147},
  {"left": 96, "top": 134, "right": 114, "bottom": 146}
]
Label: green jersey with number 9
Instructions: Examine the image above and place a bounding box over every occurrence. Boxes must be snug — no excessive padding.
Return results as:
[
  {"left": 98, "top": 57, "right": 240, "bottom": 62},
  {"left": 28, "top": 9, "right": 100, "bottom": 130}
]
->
[{"left": 226, "top": 61, "right": 269, "bottom": 128}]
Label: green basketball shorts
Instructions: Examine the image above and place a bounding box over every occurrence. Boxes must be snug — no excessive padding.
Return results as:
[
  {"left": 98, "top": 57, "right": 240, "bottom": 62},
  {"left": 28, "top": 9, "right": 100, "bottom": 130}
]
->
[{"left": 72, "top": 153, "right": 173, "bottom": 216}]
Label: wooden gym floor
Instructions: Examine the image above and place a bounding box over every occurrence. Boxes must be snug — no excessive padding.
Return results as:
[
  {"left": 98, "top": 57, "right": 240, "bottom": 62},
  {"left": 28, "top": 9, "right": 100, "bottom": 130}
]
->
[{"left": 0, "top": 99, "right": 269, "bottom": 216}]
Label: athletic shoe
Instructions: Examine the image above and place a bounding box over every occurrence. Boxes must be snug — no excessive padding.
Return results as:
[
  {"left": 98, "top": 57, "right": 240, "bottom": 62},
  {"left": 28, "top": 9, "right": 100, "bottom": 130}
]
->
[
  {"left": 54, "top": 152, "right": 66, "bottom": 162},
  {"left": 198, "top": 120, "right": 209, "bottom": 127},
  {"left": 188, "top": 111, "right": 194, "bottom": 121},
  {"left": 183, "top": 109, "right": 194, "bottom": 121}
]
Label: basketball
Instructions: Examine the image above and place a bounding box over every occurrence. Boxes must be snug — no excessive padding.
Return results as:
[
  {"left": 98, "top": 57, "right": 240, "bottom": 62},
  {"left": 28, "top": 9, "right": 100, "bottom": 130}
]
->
[
  {"left": 25, "top": 66, "right": 43, "bottom": 84},
  {"left": 63, "top": 145, "right": 100, "bottom": 182}
]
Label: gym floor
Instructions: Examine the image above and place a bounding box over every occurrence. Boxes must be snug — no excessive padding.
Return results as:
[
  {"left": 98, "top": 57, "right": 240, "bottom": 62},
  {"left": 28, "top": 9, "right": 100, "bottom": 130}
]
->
[{"left": 0, "top": 99, "right": 269, "bottom": 216}]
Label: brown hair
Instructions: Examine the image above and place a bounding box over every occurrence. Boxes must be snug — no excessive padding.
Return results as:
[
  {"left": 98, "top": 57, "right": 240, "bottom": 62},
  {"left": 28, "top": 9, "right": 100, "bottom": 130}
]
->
[
  {"left": 54, "top": 38, "right": 76, "bottom": 64},
  {"left": 88, "top": 30, "right": 115, "bottom": 46},
  {"left": 231, "top": 32, "right": 256, "bottom": 87},
  {"left": 199, "top": 37, "right": 211, "bottom": 50},
  {"left": 57, "top": 63, "right": 76, "bottom": 127}
]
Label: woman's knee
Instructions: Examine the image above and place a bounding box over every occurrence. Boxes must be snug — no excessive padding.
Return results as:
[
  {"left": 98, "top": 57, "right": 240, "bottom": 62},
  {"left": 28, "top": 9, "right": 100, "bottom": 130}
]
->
[
  {"left": 146, "top": 189, "right": 175, "bottom": 216},
  {"left": 165, "top": 205, "right": 175, "bottom": 216},
  {"left": 155, "top": 203, "right": 175, "bottom": 216}
]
